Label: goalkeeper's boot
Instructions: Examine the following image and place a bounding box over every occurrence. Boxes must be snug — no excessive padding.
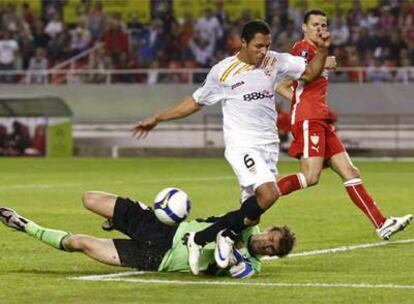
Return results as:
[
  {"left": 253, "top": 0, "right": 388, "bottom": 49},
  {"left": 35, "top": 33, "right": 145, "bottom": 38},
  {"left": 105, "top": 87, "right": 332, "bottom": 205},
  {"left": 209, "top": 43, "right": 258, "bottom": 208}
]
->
[
  {"left": 215, "top": 229, "right": 235, "bottom": 268},
  {"left": 377, "top": 214, "right": 413, "bottom": 240},
  {"left": 102, "top": 219, "right": 114, "bottom": 231},
  {"left": 182, "top": 232, "right": 202, "bottom": 275},
  {"left": 0, "top": 208, "right": 29, "bottom": 231}
]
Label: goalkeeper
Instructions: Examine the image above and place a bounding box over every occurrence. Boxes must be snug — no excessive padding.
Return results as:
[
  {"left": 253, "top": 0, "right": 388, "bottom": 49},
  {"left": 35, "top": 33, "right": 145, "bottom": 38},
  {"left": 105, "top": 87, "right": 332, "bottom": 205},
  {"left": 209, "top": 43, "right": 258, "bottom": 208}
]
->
[{"left": 0, "top": 191, "right": 295, "bottom": 279}]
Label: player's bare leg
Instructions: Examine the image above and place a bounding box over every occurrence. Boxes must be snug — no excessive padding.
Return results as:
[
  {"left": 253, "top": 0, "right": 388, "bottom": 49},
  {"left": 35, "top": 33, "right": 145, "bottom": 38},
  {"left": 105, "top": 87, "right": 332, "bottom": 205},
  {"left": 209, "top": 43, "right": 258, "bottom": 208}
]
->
[
  {"left": 300, "top": 156, "right": 325, "bottom": 186},
  {"left": 0, "top": 207, "right": 122, "bottom": 266},
  {"left": 328, "top": 152, "right": 412, "bottom": 239},
  {"left": 65, "top": 235, "right": 121, "bottom": 266},
  {"left": 82, "top": 191, "right": 118, "bottom": 230},
  {"left": 82, "top": 191, "right": 118, "bottom": 218}
]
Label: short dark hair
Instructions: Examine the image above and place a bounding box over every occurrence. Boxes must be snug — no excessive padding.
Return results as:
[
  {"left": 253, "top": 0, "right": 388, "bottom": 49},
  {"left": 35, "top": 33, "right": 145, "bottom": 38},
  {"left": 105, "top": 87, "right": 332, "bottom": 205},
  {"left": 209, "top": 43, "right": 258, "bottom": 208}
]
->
[
  {"left": 303, "top": 9, "right": 327, "bottom": 24},
  {"left": 241, "top": 19, "right": 271, "bottom": 43},
  {"left": 270, "top": 225, "right": 296, "bottom": 258}
]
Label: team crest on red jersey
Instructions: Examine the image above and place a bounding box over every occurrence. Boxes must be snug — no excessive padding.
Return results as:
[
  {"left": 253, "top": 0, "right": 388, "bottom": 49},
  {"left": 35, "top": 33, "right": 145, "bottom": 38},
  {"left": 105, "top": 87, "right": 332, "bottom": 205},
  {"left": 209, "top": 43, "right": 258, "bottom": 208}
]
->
[{"left": 310, "top": 134, "right": 319, "bottom": 145}]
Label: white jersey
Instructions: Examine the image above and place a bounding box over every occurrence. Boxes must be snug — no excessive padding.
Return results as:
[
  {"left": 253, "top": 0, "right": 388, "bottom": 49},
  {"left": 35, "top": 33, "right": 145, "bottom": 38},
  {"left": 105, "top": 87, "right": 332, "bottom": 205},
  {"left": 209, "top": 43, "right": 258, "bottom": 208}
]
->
[{"left": 193, "top": 51, "right": 306, "bottom": 147}]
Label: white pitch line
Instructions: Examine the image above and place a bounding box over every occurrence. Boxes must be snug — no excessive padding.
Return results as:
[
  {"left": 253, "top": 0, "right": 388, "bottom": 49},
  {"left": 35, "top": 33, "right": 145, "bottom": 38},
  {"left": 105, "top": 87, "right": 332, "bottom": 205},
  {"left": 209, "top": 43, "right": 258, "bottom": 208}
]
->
[
  {"left": 69, "top": 277, "right": 414, "bottom": 290},
  {"left": 69, "top": 238, "right": 414, "bottom": 288},
  {"left": 71, "top": 271, "right": 146, "bottom": 281},
  {"left": 0, "top": 176, "right": 235, "bottom": 190},
  {"left": 263, "top": 238, "right": 414, "bottom": 260}
]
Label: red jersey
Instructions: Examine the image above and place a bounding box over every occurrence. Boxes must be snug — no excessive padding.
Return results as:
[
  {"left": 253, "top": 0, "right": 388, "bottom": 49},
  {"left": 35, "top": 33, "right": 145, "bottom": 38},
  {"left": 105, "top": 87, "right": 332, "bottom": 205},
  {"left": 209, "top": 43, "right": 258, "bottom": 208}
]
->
[{"left": 290, "top": 40, "right": 330, "bottom": 124}]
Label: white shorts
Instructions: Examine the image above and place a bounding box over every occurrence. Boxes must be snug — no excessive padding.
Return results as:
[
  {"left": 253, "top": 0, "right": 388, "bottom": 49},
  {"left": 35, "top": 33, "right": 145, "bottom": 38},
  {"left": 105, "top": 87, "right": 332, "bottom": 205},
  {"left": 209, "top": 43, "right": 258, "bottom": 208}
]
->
[{"left": 225, "top": 143, "right": 279, "bottom": 202}]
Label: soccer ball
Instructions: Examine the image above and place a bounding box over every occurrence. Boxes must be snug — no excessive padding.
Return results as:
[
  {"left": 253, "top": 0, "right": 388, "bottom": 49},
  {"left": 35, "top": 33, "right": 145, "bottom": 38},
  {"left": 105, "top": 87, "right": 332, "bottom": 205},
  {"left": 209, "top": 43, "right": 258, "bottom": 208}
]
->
[{"left": 154, "top": 187, "right": 191, "bottom": 226}]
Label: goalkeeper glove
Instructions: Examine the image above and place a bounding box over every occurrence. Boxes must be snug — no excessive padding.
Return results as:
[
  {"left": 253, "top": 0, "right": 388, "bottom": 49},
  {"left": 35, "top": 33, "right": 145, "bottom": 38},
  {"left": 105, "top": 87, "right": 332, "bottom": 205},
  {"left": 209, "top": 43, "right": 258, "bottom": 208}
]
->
[{"left": 229, "top": 261, "right": 254, "bottom": 279}]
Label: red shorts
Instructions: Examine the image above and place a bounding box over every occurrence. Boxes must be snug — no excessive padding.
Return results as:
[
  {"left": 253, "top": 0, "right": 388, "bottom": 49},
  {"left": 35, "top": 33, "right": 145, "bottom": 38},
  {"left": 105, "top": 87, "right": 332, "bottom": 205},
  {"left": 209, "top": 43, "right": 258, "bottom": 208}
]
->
[{"left": 288, "top": 120, "right": 345, "bottom": 160}]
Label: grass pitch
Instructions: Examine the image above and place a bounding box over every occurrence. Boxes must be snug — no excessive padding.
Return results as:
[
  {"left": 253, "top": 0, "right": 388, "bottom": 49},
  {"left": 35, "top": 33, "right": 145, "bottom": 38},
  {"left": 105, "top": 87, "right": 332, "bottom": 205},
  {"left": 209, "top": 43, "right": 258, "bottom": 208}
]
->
[{"left": 0, "top": 157, "right": 413, "bottom": 304}]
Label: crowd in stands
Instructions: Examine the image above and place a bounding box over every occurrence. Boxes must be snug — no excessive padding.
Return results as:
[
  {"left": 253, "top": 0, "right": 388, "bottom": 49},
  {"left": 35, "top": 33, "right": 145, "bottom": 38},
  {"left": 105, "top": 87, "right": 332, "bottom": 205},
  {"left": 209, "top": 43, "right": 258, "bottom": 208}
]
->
[{"left": 0, "top": 0, "right": 413, "bottom": 84}]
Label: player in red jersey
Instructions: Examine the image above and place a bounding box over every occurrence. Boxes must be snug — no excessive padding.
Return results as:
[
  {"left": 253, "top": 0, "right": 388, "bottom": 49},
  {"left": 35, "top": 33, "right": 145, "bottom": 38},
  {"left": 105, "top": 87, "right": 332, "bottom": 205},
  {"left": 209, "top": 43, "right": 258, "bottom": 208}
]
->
[{"left": 275, "top": 9, "right": 412, "bottom": 240}]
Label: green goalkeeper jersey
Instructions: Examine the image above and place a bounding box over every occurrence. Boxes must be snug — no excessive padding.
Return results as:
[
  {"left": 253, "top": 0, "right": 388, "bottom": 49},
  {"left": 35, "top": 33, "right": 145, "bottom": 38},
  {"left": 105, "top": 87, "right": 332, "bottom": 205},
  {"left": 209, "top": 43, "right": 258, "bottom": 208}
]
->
[{"left": 158, "top": 220, "right": 261, "bottom": 274}]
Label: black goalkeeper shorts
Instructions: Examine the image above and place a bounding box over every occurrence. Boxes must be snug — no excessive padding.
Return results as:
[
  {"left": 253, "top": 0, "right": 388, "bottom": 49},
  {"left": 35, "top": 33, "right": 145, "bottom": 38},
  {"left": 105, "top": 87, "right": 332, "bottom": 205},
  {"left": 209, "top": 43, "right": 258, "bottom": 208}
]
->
[{"left": 112, "top": 197, "right": 177, "bottom": 270}]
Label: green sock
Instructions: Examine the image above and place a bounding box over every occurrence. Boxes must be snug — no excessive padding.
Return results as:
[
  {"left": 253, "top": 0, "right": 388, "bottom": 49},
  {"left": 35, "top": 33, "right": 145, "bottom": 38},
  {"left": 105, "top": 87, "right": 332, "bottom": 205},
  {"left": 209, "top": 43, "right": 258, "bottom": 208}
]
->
[{"left": 25, "top": 221, "right": 70, "bottom": 251}]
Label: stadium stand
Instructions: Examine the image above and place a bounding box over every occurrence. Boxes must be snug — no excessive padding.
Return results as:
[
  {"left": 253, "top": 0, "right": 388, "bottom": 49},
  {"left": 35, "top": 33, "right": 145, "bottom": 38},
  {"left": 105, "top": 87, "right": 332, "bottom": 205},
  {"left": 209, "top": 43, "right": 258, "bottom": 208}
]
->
[
  {"left": 0, "top": 0, "right": 413, "bottom": 157},
  {"left": 0, "top": 0, "right": 412, "bottom": 82}
]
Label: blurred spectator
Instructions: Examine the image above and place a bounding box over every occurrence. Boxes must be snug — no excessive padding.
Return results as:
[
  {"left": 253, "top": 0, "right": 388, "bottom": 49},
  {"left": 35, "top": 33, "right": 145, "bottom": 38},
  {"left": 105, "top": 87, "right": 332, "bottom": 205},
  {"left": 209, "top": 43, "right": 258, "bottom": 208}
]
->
[
  {"left": 178, "top": 12, "right": 195, "bottom": 50},
  {"left": 371, "top": 28, "right": 390, "bottom": 59},
  {"left": 70, "top": 21, "right": 92, "bottom": 56},
  {"left": 213, "top": 0, "right": 230, "bottom": 52},
  {"left": 114, "top": 52, "right": 139, "bottom": 83},
  {"left": 102, "top": 18, "right": 129, "bottom": 66},
  {"left": 355, "top": 27, "right": 374, "bottom": 56},
  {"left": 153, "top": 1, "right": 177, "bottom": 36},
  {"left": 288, "top": 0, "right": 308, "bottom": 33},
  {"left": 29, "top": 124, "right": 46, "bottom": 156},
  {"left": 346, "top": 0, "right": 364, "bottom": 29},
  {"left": 18, "top": 27, "right": 34, "bottom": 70},
  {"left": 386, "top": 29, "right": 407, "bottom": 64},
  {"left": 47, "top": 25, "right": 72, "bottom": 64},
  {"left": 44, "top": 13, "right": 63, "bottom": 39},
  {"left": 135, "top": 18, "right": 164, "bottom": 67},
  {"left": 127, "top": 13, "right": 144, "bottom": 32},
  {"left": 163, "top": 22, "right": 183, "bottom": 62},
  {"left": 26, "top": 47, "right": 48, "bottom": 84},
  {"left": 226, "top": 26, "right": 242, "bottom": 55},
  {"left": 189, "top": 36, "right": 214, "bottom": 67},
  {"left": 378, "top": 6, "right": 397, "bottom": 31},
  {"left": 21, "top": 2, "right": 36, "bottom": 29},
  {"left": 366, "top": 57, "right": 393, "bottom": 82},
  {"left": 0, "top": 31, "right": 19, "bottom": 83},
  {"left": 42, "top": 0, "right": 63, "bottom": 22},
  {"left": 1, "top": 3, "right": 21, "bottom": 33},
  {"left": 366, "top": 8, "right": 380, "bottom": 30},
  {"left": 269, "top": 13, "right": 283, "bottom": 48},
  {"left": 399, "top": 1, "right": 414, "bottom": 40},
  {"left": 6, "top": 121, "right": 30, "bottom": 156},
  {"left": 32, "top": 20, "right": 49, "bottom": 49},
  {"left": 194, "top": 8, "right": 223, "bottom": 50},
  {"left": 86, "top": 48, "right": 113, "bottom": 84},
  {"left": 86, "top": 0, "right": 108, "bottom": 41},
  {"left": 330, "top": 15, "right": 350, "bottom": 47},
  {"left": 273, "top": 20, "right": 300, "bottom": 52}
]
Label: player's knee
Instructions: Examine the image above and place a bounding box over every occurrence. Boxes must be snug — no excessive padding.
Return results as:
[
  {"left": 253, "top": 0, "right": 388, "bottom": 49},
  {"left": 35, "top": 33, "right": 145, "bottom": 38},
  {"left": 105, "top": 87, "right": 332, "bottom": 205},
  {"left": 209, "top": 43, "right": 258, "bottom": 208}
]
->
[
  {"left": 82, "top": 191, "right": 100, "bottom": 210},
  {"left": 350, "top": 166, "right": 360, "bottom": 179},
  {"left": 341, "top": 165, "right": 360, "bottom": 180},
  {"left": 305, "top": 173, "right": 320, "bottom": 186},
  {"left": 66, "top": 235, "right": 89, "bottom": 251}
]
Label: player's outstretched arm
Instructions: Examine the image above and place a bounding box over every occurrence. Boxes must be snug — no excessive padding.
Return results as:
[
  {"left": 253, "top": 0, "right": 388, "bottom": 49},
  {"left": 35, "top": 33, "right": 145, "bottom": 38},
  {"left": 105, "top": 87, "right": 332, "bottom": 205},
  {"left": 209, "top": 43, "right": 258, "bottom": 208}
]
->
[
  {"left": 300, "top": 30, "right": 331, "bottom": 82},
  {"left": 131, "top": 96, "right": 203, "bottom": 139}
]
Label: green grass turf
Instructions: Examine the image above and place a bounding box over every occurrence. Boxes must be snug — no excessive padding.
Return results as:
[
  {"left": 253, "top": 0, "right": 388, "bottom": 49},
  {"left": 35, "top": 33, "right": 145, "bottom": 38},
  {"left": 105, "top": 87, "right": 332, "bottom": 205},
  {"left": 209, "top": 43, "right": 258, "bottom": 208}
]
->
[{"left": 0, "top": 158, "right": 413, "bottom": 304}]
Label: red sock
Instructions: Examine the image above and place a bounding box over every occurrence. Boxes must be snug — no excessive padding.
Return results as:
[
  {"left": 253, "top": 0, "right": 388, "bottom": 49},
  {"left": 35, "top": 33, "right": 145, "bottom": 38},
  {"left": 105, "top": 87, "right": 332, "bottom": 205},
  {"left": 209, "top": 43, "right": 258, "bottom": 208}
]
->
[
  {"left": 344, "top": 178, "right": 386, "bottom": 228},
  {"left": 277, "top": 173, "right": 307, "bottom": 195}
]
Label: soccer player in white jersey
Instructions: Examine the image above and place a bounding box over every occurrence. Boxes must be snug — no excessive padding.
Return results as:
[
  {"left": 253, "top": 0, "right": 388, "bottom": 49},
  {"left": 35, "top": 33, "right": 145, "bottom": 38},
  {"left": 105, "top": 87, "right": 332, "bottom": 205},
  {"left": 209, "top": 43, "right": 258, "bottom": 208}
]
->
[{"left": 132, "top": 20, "right": 331, "bottom": 275}]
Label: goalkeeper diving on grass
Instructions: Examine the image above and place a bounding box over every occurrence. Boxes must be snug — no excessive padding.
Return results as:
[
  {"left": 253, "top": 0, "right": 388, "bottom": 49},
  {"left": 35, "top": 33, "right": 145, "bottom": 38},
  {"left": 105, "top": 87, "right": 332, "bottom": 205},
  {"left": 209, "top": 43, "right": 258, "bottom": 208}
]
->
[{"left": 0, "top": 190, "right": 295, "bottom": 279}]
